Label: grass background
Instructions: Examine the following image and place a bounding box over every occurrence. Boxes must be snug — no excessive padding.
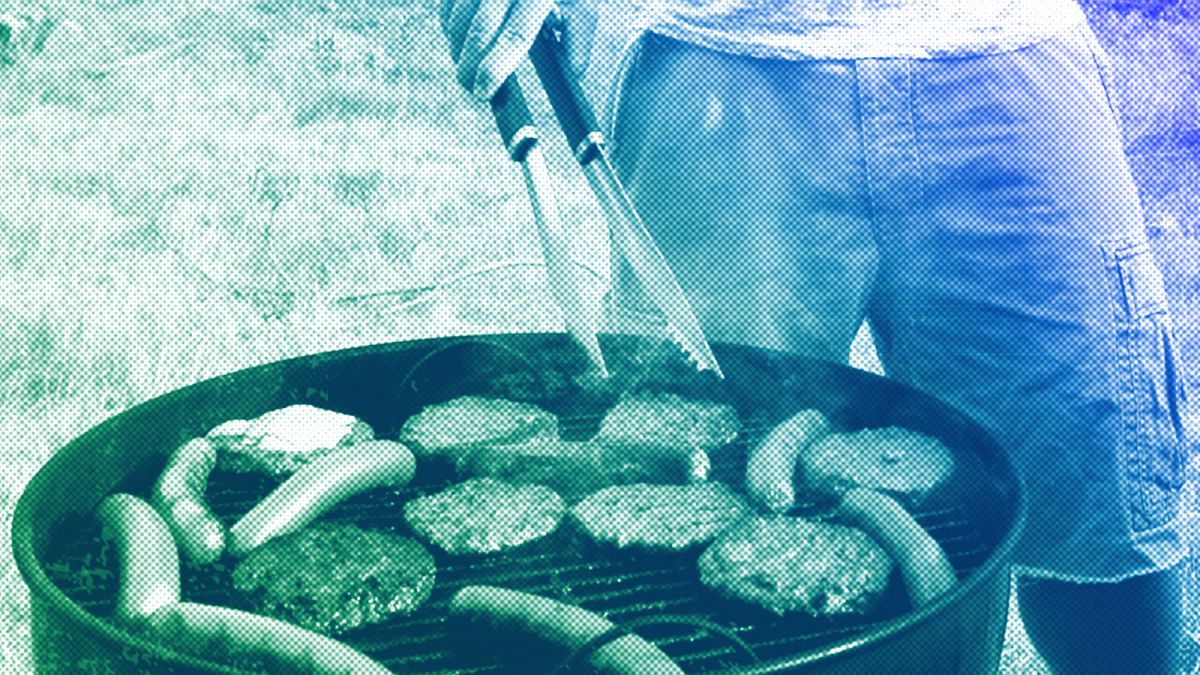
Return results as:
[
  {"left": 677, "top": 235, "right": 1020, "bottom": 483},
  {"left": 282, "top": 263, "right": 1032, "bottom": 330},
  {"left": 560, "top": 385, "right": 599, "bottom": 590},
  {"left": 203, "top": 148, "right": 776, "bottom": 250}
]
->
[{"left": 1, "top": 0, "right": 1198, "bottom": 672}]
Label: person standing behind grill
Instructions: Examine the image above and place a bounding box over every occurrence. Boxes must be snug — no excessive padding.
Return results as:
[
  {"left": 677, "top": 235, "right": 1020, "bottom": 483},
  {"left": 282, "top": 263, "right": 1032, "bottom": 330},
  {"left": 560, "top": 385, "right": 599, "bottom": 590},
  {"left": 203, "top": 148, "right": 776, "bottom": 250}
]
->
[{"left": 438, "top": 1, "right": 1195, "bottom": 672}]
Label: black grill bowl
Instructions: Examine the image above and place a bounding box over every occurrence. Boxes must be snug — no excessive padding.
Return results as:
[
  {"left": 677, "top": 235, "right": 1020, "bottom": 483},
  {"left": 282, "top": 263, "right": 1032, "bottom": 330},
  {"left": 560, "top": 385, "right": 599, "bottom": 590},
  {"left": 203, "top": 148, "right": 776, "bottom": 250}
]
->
[{"left": 13, "top": 333, "right": 1025, "bottom": 674}]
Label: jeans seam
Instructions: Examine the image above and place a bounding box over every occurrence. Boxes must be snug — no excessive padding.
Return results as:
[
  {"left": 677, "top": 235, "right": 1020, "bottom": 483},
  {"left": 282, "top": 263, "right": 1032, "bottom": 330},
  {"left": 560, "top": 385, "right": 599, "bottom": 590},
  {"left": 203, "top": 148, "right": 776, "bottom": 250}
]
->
[
  {"left": 1078, "top": 24, "right": 1123, "bottom": 132},
  {"left": 1117, "top": 297, "right": 1141, "bottom": 534}
]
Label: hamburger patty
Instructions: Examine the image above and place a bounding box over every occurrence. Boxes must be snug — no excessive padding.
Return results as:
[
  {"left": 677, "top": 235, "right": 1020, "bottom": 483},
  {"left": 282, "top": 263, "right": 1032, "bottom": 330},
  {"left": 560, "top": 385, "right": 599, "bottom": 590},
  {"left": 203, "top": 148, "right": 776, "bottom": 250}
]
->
[
  {"left": 571, "top": 483, "right": 750, "bottom": 551},
  {"left": 800, "top": 426, "right": 955, "bottom": 501},
  {"left": 397, "top": 396, "right": 558, "bottom": 466},
  {"left": 208, "top": 405, "right": 375, "bottom": 477},
  {"left": 462, "top": 435, "right": 708, "bottom": 504},
  {"left": 699, "top": 516, "right": 894, "bottom": 617},
  {"left": 597, "top": 392, "right": 742, "bottom": 454},
  {"left": 460, "top": 436, "right": 613, "bottom": 503},
  {"left": 231, "top": 522, "right": 435, "bottom": 635},
  {"left": 403, "top": 478, "right": 566, "bottom": 555}
]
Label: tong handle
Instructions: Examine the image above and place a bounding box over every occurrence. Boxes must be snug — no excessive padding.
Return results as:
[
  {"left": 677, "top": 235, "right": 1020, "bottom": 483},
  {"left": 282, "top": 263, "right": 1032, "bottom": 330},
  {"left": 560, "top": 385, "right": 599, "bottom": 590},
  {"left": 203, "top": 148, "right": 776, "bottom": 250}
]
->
[
  {"left": 527, "top": 25, "right": 604, "bottom": 164},
  {"left": 489, "top": 75, "right": 539, "bottom": 162}
]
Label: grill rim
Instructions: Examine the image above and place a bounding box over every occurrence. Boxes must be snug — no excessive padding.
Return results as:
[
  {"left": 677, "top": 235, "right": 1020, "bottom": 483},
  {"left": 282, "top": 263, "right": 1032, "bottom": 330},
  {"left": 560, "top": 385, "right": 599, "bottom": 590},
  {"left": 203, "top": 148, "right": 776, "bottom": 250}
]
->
[{"left": 13, "top": 333, "right": 1027, "bottom": 674}]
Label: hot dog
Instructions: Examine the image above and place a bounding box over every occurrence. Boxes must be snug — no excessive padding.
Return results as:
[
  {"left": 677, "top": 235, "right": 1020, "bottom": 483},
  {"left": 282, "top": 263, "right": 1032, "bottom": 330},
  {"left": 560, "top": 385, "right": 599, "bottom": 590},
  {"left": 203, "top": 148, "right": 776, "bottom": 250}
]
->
[
  {"left": 96, "top": 493, "right": 181, "bottom": 624},
  {"left": 98, "top": 494, "right": 390, "bottom": 673},
  {"left": 147, "top": 601, "right": 392, "bottom": 674},
  {"left": 152, "top": 437, "right": 225, "bottom": 565},
  {"left": 449, "top": 586, "right": 684, "bottom": 675},
  {"left": 838, "top": 487, "right": 957, "bottom": 608},
  {"left": 745, "top": 409, "right": 830, "bottom": 512},
  {"left": 228, "top": 440, "right": 416, "bottom": 556}
]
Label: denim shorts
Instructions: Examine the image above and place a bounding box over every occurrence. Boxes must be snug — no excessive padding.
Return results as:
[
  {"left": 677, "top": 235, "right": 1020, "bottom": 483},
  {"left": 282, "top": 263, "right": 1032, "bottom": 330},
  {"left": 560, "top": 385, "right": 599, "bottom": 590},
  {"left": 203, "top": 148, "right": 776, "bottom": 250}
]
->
[{"left": 575, "top": 21, "right": 1194, "bottom": 582}]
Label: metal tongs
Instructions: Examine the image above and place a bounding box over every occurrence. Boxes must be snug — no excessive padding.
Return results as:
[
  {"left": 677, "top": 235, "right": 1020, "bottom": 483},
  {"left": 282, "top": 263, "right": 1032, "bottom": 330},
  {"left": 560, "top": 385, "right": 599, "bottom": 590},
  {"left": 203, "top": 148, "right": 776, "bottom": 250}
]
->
[
  {"left": 487, "top": 76, "right": 609, "bottom": 377},
  {"left": 486, "top": 23, "right": 723, "bottom": 379}
]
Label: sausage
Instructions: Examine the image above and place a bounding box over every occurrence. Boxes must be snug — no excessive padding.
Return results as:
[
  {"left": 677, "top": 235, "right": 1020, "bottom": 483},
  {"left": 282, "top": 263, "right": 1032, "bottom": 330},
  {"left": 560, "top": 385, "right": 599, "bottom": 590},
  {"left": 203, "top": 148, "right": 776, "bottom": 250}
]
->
[
  {"left": 147, "top": 601, "right": 391, "bottom": 674},
  {"left": 449, "top": 586, "right": 684, "bottom": 675},
  {"left": 228, "top": 440, "right": 416, "bottom": 556},
  {"left": 838, "top": 487, "right": 957, "bottom": 608},
  {"left": 151, "top": 437, "right": 225, "bottom": 565},
  {"left": 96, "top": 493, "right": 181, "bottom": 624},
  {"left": 745, "top": 409, "right": 830, "bottom": 512},
  {"left": 604, "top": 443, "right": 712, "bottom": 485}
]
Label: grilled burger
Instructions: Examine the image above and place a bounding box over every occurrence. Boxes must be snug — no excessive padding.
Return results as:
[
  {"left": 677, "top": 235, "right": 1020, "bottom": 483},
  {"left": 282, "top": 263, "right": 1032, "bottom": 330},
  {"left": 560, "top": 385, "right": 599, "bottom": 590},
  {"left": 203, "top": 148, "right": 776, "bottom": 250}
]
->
[
  {"left": 699, "top": 516, "right": 894, "bottom": 617},
  {"left": 231, "top": 522, "right": 435, "bottom": 635},
  {"left": 459, "top": 436, "right": 613, "bottom": 503},
  {"left": 571, "top": 482, "right": 750, "bottom": 551},
  {"left": 596, "top": 392, "right": 741, "bottom": 483},
  {"left": 597, "top": 392, "right": 741, "bottom": 453},
  {"left": 397, "top": 396, "right": 559, "bottom": 467},
  {"left": 208, "top": 405, "right": 375, "bottom": 477},
  {"left": 800, "top": 426, "right": 955, "bottom": 502},
  {"left": 403, "top": 478, "right": 566, "bottom": 555}
]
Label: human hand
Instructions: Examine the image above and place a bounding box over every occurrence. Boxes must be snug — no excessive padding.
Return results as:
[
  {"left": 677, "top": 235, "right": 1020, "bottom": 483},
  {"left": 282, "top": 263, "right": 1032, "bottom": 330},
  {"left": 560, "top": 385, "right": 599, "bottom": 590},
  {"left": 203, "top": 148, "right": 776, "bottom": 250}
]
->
[{"left": 440, "top": 0, "right": 557, "bottom": 100}]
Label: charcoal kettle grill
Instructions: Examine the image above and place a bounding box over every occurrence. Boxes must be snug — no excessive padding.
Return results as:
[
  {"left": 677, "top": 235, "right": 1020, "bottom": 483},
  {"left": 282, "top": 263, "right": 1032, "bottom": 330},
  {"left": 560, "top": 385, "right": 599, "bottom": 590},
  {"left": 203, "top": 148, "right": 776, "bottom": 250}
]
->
[{"left": 13, "top": 333, "right": 1024, "bottom": 673}]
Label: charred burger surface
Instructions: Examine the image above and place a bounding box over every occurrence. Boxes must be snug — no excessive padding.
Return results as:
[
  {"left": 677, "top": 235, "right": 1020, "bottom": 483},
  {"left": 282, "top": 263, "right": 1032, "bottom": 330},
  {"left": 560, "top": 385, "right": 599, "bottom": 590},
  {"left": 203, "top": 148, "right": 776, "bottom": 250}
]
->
[
  {"left": 699, "top": 516, "right": 895, "bottom": 617},
  {"left": 403, "top": 477, "right": 566, "bottom": 555},
  {"left": 231, "top": 522, "right": 436, "bottom": 635}
]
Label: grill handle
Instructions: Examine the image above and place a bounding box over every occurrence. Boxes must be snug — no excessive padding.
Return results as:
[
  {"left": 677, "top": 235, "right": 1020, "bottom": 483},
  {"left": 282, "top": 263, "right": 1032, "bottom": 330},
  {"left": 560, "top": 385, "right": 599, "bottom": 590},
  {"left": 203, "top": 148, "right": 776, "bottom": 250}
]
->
[
  {"left": 489, "top": 75, "right": 539, "bottom": 162},
  {"left": 527, "top": 24, "right": 604, "bottom": 164}
]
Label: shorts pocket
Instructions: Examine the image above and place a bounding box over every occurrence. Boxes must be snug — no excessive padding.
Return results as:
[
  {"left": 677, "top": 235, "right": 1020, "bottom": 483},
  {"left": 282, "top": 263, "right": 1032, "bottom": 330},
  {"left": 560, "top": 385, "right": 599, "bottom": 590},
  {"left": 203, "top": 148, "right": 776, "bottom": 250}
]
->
[{"left": 1101, "top": 236, "right": 1189, "bottom": 533}]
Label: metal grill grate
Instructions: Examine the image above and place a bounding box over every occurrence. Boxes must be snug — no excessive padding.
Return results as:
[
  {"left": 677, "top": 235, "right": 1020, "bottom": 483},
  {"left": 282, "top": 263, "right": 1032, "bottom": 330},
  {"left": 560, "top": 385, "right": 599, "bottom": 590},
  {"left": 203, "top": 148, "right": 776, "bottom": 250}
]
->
[{"left": 41, "top": 413, "right": 992, "bottom": 674}]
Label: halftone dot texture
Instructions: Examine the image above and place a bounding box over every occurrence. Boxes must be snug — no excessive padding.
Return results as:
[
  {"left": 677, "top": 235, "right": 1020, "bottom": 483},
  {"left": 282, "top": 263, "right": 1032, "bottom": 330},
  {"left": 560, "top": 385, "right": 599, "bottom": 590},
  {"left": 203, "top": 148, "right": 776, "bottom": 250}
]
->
[
  {"left": 30, "top": 335, "right": 1022, "bottom": 672},
  {"left": 4, "top": 0, "right": 1199, "bottom": 674},
  {"left": 403, "top": 477, "right": 566, "bottom": 555},
  {"left": 231, "top": 521, "right": 436, "bottom": 634}
]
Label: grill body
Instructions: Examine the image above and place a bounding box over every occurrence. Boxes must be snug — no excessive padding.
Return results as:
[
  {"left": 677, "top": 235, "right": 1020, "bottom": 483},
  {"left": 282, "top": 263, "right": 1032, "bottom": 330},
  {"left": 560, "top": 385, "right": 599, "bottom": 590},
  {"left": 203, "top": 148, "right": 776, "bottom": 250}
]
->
[{"left": 13, "top": 334, "right": 1025, "bottom": 673}]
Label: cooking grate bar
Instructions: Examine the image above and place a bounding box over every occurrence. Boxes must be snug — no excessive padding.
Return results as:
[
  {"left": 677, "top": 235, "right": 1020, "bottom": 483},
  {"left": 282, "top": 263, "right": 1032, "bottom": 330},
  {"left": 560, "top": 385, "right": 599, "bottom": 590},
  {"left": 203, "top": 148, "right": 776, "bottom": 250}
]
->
[
  {"left": 435, "top": 564, "right": 571, "bottom": 582},
  {"left": 563, "top": 578, "right": 696, "bottom": 604},
  {"left": 42, "top": 416, "right": 995, "bottom": 675},
  {"left": 932, "top": 533, "right": 988, "bottom": 550}
]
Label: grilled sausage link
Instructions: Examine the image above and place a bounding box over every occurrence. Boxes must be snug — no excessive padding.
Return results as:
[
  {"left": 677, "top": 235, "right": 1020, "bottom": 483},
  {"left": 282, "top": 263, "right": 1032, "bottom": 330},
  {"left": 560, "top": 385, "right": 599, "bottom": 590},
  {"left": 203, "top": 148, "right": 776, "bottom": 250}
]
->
[
  {"left": 96, "top": 493, "right": 181, "bottom": 624},
  {"left": 147, "top": 601, "right": 391, "bottom": 674},
  {"left": 838, "top": 487, "right": 957, "bottom": 608},
  {"left": 152, "top": 437, "right": 225, "bottom": 565},
  {"left": 745, "top": 409, "right": 830, "bottom": 512},
  {"left": 229, "top": 440, "right": 416, "bottom": 556},
  {"left": 450, "top": 586, "right": 684, "bottom": 675}
]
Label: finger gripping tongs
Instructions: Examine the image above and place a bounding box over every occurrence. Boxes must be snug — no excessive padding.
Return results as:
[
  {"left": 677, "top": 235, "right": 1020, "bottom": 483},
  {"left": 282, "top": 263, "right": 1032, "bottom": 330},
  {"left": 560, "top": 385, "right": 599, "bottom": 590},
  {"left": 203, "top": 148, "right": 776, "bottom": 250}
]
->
[{"left": 486, "top": 23, "right": 724, "bottom": 379}]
